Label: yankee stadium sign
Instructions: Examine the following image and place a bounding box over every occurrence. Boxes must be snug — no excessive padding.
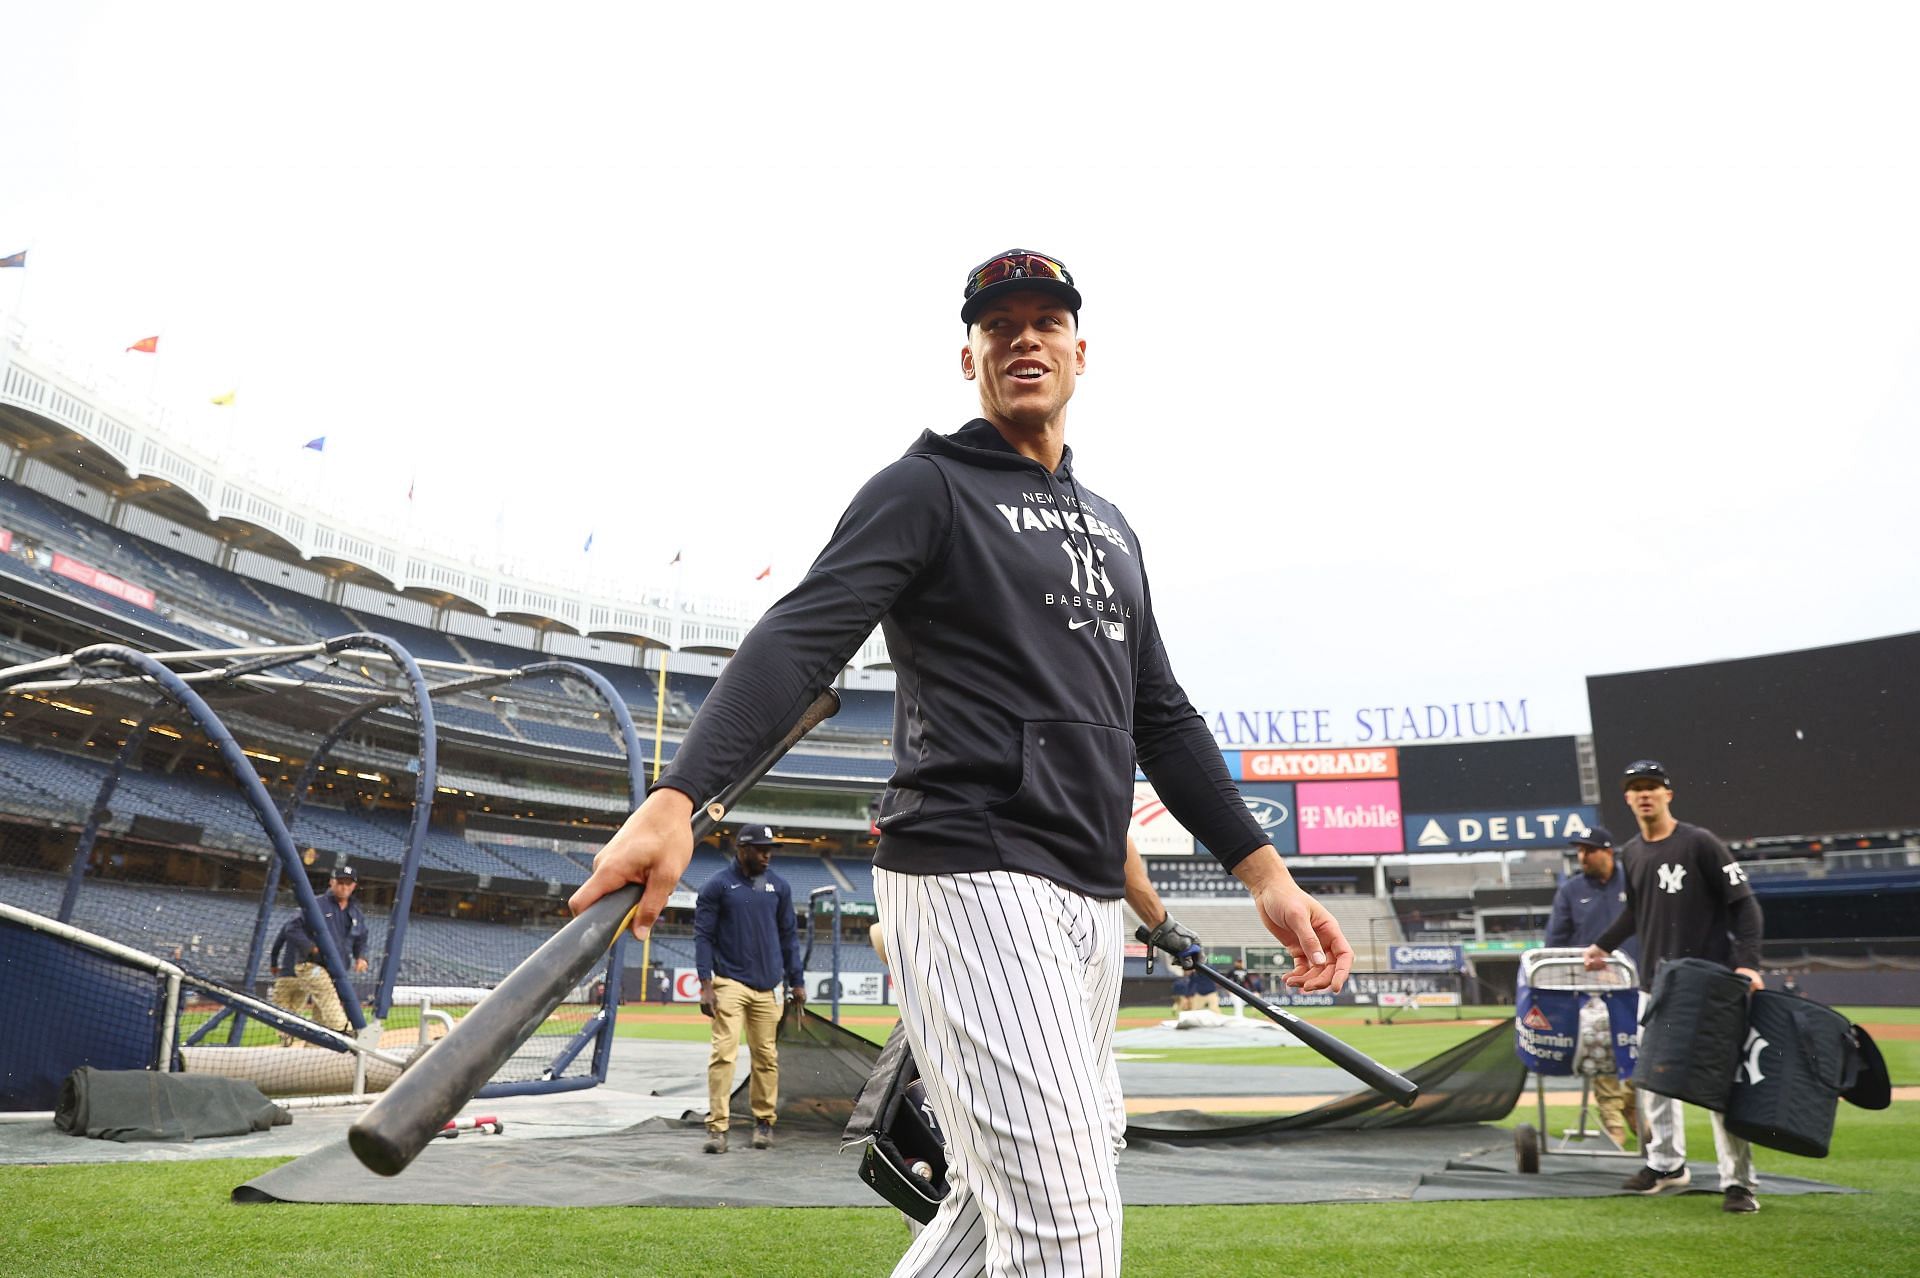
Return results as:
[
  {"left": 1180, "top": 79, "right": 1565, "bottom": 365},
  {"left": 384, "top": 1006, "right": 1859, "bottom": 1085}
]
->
[{"left": 1206, "top": 700, "right": 1534, "bottom": 746}]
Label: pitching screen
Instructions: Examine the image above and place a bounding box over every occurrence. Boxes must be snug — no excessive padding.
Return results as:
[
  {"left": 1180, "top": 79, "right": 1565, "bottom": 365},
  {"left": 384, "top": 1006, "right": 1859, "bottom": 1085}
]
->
[{"left": 1586, "top": 631, "right": 1920, "bottom": 841}]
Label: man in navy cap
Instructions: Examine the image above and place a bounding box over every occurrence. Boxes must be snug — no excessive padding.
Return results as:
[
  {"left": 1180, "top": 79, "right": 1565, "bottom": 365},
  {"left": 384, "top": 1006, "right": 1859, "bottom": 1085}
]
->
[
  {"left": 268, "top": 866, "right": 368, "bottom": 1034},
  {"left": 694, "top": 824, "right": 803, "bottom": 1153},
  {"left": 1546, "top": 825, "right": 1637, "bottom": 1146}
]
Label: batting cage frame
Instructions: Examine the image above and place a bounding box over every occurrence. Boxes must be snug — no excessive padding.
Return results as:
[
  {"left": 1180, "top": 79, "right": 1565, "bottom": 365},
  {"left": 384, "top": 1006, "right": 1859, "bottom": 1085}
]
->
[{"left": 0, "top": 634, "right": 645, "bottom": 1107}]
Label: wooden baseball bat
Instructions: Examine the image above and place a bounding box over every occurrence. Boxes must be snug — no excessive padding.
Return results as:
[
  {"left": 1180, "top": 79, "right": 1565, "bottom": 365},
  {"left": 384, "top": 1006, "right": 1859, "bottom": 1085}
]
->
[
  {"left": 349, "top": 688, "right": 841, "bottom": 1176},
  {"left": 1139, "top": 926, "right": 1419, "bottom": 1107}
]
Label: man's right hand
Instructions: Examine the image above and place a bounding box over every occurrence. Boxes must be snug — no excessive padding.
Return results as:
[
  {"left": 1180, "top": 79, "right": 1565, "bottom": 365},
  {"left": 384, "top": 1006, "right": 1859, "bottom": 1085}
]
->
[
  {"left": 698, "top": 980, "right": 715, "bottom": 1019},
  {"left": 1581, "top": 944, "right": 1609, "bottom": 970},
  {"left": 567, "top": 789, "right": 697, "bottom": 939}
]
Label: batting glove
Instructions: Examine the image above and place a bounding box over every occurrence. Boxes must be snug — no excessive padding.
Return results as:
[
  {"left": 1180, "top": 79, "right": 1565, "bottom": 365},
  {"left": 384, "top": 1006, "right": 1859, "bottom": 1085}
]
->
[{"left": 1144, "top": 915, "right": 1204, "bottom": 972}]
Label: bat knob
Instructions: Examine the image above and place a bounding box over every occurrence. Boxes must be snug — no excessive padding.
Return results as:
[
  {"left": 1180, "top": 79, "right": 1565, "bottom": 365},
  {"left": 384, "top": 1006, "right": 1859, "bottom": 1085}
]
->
[{"left": 1133, "top": 925, "right": 1151, "bottom": 944}]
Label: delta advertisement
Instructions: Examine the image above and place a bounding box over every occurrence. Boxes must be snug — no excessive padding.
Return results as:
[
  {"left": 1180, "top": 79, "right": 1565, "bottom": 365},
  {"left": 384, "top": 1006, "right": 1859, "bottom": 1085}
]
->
[
  {"left": 670, "top": 968, "right": 890, "bottom": 1005},
  {"left": 1404, "top": 806, "right": 1600, "bottom": 851}
]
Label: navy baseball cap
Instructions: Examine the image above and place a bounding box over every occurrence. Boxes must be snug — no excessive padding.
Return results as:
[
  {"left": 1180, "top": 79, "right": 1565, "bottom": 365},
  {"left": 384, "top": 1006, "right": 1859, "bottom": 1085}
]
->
[
  {"left": 734, "top": 824, "right": 776, "bottom": 846},
  {"left": 1622, "top": 759, "right": 1672, "bottom": 789},
  {"left": 331, "top": 866, "right": 357, "bottom": 881},
  {"left": 1570, "top": 826, "right": 1615, "bottom": 850},
  {"left": 961, "top": 249, "right": 1081, "bottom": 326}
]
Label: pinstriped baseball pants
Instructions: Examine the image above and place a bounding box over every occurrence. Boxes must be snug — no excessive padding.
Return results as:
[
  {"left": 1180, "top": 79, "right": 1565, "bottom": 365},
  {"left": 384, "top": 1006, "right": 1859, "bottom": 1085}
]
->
[{"left": 876, "top": 868, "right": 1127, "bottom": 1278}]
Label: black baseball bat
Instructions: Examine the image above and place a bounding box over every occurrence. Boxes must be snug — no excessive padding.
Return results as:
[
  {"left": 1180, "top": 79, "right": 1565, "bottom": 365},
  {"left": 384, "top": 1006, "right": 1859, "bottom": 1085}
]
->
[
  {"left": 1139, "top": 926, "right": 1419, "bottom": 1107},
  {"left": 349, "top": 688, "right": 841, "bottom": 1176}
]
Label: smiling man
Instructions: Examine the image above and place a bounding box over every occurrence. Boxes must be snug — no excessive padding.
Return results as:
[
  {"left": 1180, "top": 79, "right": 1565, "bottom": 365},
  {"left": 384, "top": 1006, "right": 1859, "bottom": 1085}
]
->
[{"left": 570, "top": 249, "right": 1352, "bottom": 1276}]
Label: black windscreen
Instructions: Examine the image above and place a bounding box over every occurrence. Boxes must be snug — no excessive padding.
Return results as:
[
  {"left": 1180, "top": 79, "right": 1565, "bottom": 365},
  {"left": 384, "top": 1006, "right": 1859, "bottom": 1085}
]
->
[
  {"left": 1397, "top": 736, "right": 1583, "bottom": 811},
  {"left": 1586, "top": 631, "right": 1920, "bottom": 841}
]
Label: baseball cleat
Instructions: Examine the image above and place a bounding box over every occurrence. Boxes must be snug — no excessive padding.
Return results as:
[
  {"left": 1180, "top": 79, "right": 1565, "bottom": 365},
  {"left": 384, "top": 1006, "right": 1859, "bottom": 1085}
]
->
[{"left": 1620, "top": 1164, "right": 1690, "bottom": 1194}]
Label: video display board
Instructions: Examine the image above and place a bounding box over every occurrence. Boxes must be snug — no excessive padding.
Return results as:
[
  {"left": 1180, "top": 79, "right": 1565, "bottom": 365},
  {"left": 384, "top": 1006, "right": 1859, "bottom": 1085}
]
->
[{"left": 1586, "top": 631, "right": 1920, "bottom": 840}]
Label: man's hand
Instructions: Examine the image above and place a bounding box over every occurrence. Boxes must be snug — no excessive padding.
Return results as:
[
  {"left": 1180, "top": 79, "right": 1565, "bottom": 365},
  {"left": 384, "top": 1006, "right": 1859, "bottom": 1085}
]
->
[
  {"left": 1143, "top": 914, "right": 1203, "bottom": 970},
  {"left": 353, "top": 957, "right": 369, "bottom": 973},
  {"left": 1232, "top": 847, "right": 1352, "bottom": 994},
  {"left": 1581, "top": 944, "right": 1609, "bottom": 971},
  {"left": 789, "top": 983, "right": 807, "bottom": 1008},
  {"left": 1736, "top": 966, "right": 1765, "bottom": 993},
  {"left": 567, "top": 789, "right": 697, "bottom": 939},
  {"left": 699, "top": 980, "right": 715, "bottom": 1019}
]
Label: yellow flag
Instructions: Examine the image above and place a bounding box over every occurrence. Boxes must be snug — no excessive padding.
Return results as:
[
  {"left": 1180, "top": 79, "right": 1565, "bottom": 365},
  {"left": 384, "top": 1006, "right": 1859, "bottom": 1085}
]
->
[{"left": 211, "top": 390, "right": 237, "bottom": 406}]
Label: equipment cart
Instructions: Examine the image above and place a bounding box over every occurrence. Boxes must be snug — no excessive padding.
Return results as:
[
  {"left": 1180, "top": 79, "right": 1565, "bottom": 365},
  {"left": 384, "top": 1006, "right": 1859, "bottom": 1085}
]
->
[{"left": 1511, "top": 947, "right": 1640, "bottom": 1172}]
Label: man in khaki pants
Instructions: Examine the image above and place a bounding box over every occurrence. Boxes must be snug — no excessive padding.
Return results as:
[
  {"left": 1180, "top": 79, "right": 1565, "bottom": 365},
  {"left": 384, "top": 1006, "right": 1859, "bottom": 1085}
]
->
[
  {"left": 694, "top": 825, "right": 803, "bottom": 1152},
  {"left": 268, "top": 867, "right": 369, "bottom": 1037}
]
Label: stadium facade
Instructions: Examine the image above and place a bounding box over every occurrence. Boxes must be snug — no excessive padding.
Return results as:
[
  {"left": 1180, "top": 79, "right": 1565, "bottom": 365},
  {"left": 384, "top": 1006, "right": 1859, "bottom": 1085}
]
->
[{"left": 3, "top": 322, "right": 1916, "bottom": 1007}]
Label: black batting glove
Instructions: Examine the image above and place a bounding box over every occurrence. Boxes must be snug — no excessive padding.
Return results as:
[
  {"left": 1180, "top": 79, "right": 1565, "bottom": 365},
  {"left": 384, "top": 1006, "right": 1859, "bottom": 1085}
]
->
[{"left": 1144, "top": 915, "right": 1204, "bottom": 971}]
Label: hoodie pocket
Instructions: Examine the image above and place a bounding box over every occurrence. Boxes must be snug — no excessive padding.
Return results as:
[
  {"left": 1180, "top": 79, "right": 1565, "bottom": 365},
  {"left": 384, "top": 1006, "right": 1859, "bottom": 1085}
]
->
[{"left": 989, "top": 720, "right": 1134, "bottom": 855}]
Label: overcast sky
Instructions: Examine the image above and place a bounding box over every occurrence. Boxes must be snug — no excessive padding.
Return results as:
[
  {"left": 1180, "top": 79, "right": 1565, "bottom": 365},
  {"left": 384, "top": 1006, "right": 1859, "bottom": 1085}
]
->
[{"left": 3, "top": 3, "right": 1916, "bottom": 741}]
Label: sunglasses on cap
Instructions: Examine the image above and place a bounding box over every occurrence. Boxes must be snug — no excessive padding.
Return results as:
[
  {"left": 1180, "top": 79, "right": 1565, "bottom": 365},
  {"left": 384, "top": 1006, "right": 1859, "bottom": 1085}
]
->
[{"left": 963, "top": 251, "right": 1074, "bottom": 302}]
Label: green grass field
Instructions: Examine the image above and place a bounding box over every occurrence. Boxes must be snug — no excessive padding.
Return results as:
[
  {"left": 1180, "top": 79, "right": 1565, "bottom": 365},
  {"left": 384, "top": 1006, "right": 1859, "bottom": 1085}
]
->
[{"left": 6, "top": 1007, "right": 1913, "bottom": 1276}]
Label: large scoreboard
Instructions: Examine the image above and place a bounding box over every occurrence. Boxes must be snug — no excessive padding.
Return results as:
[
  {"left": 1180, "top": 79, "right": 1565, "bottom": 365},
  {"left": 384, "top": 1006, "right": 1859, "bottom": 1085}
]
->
[{"left": 1587, "top": 631, "right": 1920, "bottom": 841}]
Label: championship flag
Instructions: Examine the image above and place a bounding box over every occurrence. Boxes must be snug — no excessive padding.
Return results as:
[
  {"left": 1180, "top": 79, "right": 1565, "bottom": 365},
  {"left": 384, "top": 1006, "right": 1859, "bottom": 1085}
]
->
[
  {"left": 668, "top": 549, "right": 682, "bottom": 566},
  {"left": 754, "top": 564, "right": 772, "bottom": 581},
  {"left": 126, "top": 336, "right": 159, "bottom": 353},
  {"left": 303, "top": 436, "right": 326, "bottom": 452},
  {"left": 210, "top": 390, "right": 236, "bottom": 406},
  {"left": 0, "top": 251, "right": 24, "bottom": 269},
  {"left": 583, "top": 530, "right": 595, "bottom": 554}
]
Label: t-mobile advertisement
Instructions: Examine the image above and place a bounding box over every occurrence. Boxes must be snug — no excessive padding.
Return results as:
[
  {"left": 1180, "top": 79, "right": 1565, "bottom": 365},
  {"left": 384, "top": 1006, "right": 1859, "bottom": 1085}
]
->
[{"left": 1295, "top": 780, "right": 1404, "bottom": 854}]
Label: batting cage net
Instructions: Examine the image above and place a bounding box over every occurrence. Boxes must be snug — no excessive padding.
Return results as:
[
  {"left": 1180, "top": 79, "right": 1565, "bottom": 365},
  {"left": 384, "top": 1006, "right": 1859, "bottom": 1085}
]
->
[{"left": 0, "top": 636, "right": 637, "bottom": 1106}]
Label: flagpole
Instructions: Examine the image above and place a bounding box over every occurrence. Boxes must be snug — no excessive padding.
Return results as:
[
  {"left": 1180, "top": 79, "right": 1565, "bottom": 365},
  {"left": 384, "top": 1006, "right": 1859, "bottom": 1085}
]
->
[{"left": 651, "top": 557, "right": 680, "bottom": 787}]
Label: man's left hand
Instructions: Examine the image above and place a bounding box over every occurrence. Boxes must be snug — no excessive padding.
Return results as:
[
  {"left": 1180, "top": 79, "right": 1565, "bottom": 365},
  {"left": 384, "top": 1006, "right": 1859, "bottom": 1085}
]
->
[
  {"left": 1252, "top": 882, "right": 1353, "bottom": 994},
  {"left": 1736, "top": 966, "right": 1764, "bottom": 992},
  {"left": 353, "top": 958, "right": 369, "bottom": 973},
  {"left": 1144, "top": 914, "right": 1203, "bottom": 970},
  {"left": 789, "top": 984, "right": 806, "bottom": 1007}
]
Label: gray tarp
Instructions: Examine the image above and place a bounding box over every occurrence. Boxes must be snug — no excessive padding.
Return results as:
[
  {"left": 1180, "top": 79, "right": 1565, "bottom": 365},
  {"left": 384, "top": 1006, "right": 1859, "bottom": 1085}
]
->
[{"left": 57, "top": 1068, "right": 290, "bottom": 1142}]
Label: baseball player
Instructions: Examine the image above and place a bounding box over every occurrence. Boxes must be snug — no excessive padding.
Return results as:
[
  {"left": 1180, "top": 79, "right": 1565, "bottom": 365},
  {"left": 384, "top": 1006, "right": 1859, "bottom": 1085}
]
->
[
  {"left": 570, "top": 248, "right": 1352, "bottom": 1276},
  {"left": 1584, "top": 760, "right": 1766, "bottom": 1213},
  {"left": 268, "top": 866, "right": 368, "bottom": 1034},
  {"left": 694, "top": 823, "right": 804, "bottom": 1153},
  {"left": 1545, "top": 825, "right": 1638, "bottom": 1147}
]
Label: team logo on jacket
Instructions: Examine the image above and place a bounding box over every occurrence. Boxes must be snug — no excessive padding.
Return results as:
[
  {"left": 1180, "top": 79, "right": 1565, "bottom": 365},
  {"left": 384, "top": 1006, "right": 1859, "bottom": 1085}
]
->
[
  {"left": 1722, "top": 862, "right": 1749, "bottom": 886},
  {"left": 1061, "top": 539, "right": 1114, "bottom": 597},
  {"left": 1657, "top": 863, "right": 1686, "bottom": 894}
]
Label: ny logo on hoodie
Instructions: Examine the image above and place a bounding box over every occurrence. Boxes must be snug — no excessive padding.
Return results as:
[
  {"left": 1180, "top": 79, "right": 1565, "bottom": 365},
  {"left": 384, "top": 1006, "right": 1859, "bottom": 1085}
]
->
[{"left": 1062, "top": 539, "right": 1114, "bottom": 597}]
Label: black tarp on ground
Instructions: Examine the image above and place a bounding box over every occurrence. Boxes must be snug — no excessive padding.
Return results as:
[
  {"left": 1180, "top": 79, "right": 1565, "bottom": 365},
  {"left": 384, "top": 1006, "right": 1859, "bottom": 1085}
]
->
[
  {"left": 233, "top": 1011, "right": 1852, "bottom": 1207},
  {"left": 1132, "top": 1016, "right": 1527, "bottom": 1142}
]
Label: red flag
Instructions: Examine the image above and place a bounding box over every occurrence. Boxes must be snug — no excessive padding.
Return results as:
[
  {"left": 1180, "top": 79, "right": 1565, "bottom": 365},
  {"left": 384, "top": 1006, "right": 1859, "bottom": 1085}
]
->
[
  {"left": 755, "top": 565, "right": 771, "bottom": 580},
  {"left": 126, "top": 336, "right": 159, "bottom": 353}
]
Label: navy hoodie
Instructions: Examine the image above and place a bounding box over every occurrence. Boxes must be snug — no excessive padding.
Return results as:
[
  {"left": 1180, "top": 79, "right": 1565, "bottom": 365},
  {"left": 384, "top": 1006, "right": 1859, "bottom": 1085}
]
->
[{"left": 656, "top": 420, "right": 1266, "bottom": 899}]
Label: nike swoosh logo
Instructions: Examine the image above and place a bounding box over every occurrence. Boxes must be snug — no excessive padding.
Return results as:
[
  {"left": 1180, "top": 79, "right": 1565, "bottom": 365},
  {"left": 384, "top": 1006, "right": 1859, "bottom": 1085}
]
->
[{"left": 1067, "top": 618, "right": 1096, "bottom": 630}]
